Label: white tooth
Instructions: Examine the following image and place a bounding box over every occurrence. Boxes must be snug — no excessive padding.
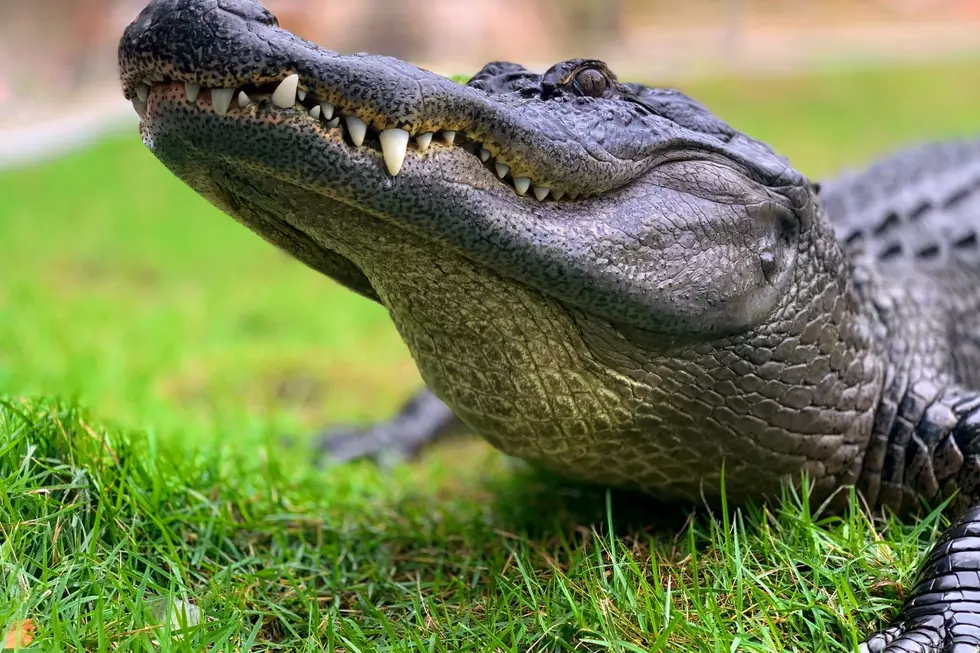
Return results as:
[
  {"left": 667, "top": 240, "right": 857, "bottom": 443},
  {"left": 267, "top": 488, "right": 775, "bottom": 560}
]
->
[
  {"left": 135, "top": 84, "right": 149, "bottom": 103},
  {"left": 567, "top": 191, "right": 580, "bottom": 201},
  {"left": 480, "top": 148, "right": 492, "bottom": 162},
  {"left": 326, "top": 117, "right": 340, "bottom": 128},
  {"left": 211, "top": 88, "right": 234, "bottom": 115},
  {"left": 495, "top": 163, "right": 509, "bottom": 179},
  {"left": 150, "top": 71, "right": 165, "bottom": 82},
  {"left": 132, "top": 97, "right": 146, "bottom": 118},
  {"left": 552, "top": 190, "right": 565, "bottom": 201},
  {"left": 442, "top": 131, "right": 456, "bottom": 144},
  {"left": 320, "top": 102, "right": 334, "bottom": 120},
  {"left": 532, "top": 185, "right": 550, "bottom": 201},
  {"left": 142, "top": 77, "right": 154, "bottom": 87},
  {"left": 238, "top": 90, "right": 252, "bottom": 109},
  {"left": 346, "top": 116, "right": 367, "bottom": 146},
  {"left": 297, "top": 88, "right": 307, "bottom": 102},
  {"left": 309, "top": 104, "right": 321, "bottom": 119},
  {"left": 514, "top": 177, "right": 531, "bottom": 196},
  {"left": 185, "top": 82, "right": 201, "bottom": 102},
  {"left": 380, "top": 128, "right": 411, "bottom": 175},
  {"left": 272, "top": 74, "right": 299, "bottom": 108},
  {"left": 416, "top": 132, "right": 433, "bottom": 152}
]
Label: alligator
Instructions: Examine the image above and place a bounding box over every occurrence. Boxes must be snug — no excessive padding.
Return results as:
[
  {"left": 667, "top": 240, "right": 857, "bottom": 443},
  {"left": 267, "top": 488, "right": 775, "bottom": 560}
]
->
[{"left": 119, "top": 0, "right": 980, "bottom": 650}]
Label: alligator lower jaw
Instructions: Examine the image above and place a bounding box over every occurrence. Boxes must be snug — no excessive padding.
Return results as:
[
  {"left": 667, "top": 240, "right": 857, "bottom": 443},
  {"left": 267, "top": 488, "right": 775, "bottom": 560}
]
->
[{"left": 132, "top": 75, "right": 581, "bottom": 203}]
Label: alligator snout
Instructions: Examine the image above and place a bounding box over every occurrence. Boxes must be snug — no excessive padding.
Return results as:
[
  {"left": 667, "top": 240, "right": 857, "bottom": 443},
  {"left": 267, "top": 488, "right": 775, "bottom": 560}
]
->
[
  {"left": 121, "top": 0, "right": 803, "bottom": 207},
  {"left": 125, "top": 0, "right": 276, "bottom": 36},
  {"left": 120, "top": 0, "right": 280, "bottom": 83}
]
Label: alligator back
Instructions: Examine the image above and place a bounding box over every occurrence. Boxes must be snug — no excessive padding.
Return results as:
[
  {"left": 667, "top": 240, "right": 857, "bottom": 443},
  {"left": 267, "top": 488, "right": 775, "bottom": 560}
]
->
[
  {"left": 820, "top": 138, "right": 980, "bottom": 264},
  {"left": 820, "top": 138, "right": 980, "bottom": 388}
]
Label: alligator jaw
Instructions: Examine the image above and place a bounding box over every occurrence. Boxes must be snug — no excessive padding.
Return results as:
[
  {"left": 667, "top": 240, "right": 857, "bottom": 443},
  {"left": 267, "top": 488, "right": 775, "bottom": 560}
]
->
[
  {"left": 120, "top": 0, "right": 802, "bottom": 204},
  {"left": 129, "top": 75, "right": 576, "bottom": 202},
  {"left": 118, "top": 0, "right": 659, "bottom": 200}
]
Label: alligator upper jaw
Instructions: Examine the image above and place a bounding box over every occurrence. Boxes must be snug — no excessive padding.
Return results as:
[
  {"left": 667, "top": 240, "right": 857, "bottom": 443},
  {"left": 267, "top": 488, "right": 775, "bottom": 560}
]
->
[
  {"left": 121, "top": 0, "right": 807, "bottom": 204},
  {"left": 118, "top": 0, "right": 669, "bottom": 200}
]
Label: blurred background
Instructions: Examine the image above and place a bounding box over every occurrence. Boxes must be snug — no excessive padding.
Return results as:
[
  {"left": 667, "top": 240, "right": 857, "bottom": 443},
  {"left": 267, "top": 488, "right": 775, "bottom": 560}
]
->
[
  {"left": 0, "top": 1, "right": 978, "bottom": 456},
  {"left": 1, "top": 0, "right": 979, "bottom": 165}
]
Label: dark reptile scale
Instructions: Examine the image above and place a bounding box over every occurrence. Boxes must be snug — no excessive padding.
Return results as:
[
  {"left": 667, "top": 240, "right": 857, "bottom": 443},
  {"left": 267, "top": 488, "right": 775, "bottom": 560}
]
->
[
  {"left": 817, "top": 141, "right": 980, "bottom": 520},
  {"left": 119, "top": 1, "right": 980, "bottom": 650}
]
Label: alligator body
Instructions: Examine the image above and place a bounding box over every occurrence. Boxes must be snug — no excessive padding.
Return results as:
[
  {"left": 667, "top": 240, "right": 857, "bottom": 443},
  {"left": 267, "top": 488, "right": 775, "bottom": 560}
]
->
[{"left": 120, "top": 1, "right": 980, "bottom": 650}]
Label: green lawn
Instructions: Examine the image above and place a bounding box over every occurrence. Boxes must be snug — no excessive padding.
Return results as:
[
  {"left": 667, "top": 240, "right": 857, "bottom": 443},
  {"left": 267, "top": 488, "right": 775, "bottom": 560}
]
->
[{"left": 1, "top": 60, "right": 979, "bottom": 651}]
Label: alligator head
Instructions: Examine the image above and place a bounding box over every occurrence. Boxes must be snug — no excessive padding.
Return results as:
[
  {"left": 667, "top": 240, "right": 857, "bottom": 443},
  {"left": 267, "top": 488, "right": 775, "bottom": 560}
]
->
[{"left": 120, "top": 0, "right": 880, "bottom": 503}]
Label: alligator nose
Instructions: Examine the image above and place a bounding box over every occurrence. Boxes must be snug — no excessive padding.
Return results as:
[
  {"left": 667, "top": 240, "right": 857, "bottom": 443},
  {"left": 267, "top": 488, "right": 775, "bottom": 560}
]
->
[
  {"left": 216, "top": 0, "right": 278, "bottom": 26},
  {"left": 123, "top": 0, "right": 277, "bottom": 44},
  {"left": 121, "top": 0, "right": 280, "bottom": 67}
]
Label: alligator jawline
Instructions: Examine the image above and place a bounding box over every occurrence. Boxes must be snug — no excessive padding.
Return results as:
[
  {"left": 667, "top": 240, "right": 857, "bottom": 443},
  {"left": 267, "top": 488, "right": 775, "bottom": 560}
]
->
[{"left": 135, "top": 74, "right": 586, "bottom": 202}]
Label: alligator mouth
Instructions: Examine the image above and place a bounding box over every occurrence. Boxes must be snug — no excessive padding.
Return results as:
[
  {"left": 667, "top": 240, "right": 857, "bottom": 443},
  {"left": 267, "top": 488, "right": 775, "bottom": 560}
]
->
[
  {"left": 122, "top": 1, "right": 806, "bottom": 219},
  {"left": 131, "top": 72, "right": 583, "bottom": 202}
]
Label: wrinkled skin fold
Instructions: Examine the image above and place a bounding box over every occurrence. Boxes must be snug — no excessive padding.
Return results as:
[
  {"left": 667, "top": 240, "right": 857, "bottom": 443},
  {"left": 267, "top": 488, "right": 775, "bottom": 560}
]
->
[{"left": 120, "top": 1, "right": 980, "bottom": 650}]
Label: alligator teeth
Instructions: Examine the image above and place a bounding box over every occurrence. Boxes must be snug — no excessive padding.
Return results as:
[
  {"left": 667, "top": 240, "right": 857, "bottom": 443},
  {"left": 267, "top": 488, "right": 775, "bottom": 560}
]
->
[
  {"left": 442, "top": 131, "right": 456, "bottom": 144},
  {"left": 416, "top": 132, "right": 433, "bottom": 152},
  {"left": 185, "top": 82, "right": 201, "bottom": 102},
  {"left": 149, "top": 71, "right": 165, "bottom": 82},
  {"left": 552, "top": 190, "right": 565, "bottom": 201},
  {"left": 320, "top": 102, "right": 334, "bottom": 120},
  {"left": 479, "top": 149, "right": 492, "bottom": 162},
  {"left": 513, "top": 177, "right": 531, "bottom": 196},
  {"left": 211, "top": 88, "right": 234, "bottom": 115},
  {"left": 495, "top": 163, "right": 509, "bottom": 179},
  {"left": 272, "top": 74, "right": 299, "bottom": 108},
  {"left": 380, "top": 128, "right": 410, "bottom": 175},
  {"left": 325, "top": 117, "right": 340, "bottom": 129},
  {"left": 532, "top": 185, "right": 550, "bottom": 201},
  {"left": 309, "top": 104, "right": 321, "bottom": 119},
  {"left": 297, "top": 88, "right": 307, "bottom": 102},
  {"left": 346, "top": 116, "right": 367, "bottom": 146},
  {"left": 135, "top": 84, "right": 149, "bottom": 103},
  {"left": 238, "top": 91, "right": 252, "bottom": 109},
  {"left": 566, "top": 191, "right": 580, "bottom": 201},
  {"left": 132, "top": 97, "right": 146, "bottom": 118}
]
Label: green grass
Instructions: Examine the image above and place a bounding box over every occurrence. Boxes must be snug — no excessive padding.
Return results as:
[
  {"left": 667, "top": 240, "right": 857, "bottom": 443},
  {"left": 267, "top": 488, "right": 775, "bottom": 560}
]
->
[{"left": 1, "top": 59, "right": 979, "bottom": 651}]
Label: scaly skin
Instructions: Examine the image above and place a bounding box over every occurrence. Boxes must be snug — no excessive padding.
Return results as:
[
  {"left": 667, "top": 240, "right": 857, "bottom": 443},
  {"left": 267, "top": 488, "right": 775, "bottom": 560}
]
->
[{"left": 119, "top": 1, "right": 980, "bottom": 649}]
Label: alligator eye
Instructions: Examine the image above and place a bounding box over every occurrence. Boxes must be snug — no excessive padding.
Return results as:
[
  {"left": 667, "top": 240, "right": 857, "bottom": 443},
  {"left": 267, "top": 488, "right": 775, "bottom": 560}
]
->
[{"left": 574, "top": 68, "right": 607, "bottom": 97}]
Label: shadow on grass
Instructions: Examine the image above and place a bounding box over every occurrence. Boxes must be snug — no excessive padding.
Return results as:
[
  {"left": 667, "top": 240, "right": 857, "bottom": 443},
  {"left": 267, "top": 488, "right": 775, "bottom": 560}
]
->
[{"left": 486, "top": 463, "right": 695, "bottom": 536}]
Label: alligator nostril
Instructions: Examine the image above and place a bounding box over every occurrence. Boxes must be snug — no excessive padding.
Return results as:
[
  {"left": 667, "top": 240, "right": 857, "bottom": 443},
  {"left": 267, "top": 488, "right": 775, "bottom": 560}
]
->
[{"left": 760, "top": 251, "right": 777, "bottom": 281}]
